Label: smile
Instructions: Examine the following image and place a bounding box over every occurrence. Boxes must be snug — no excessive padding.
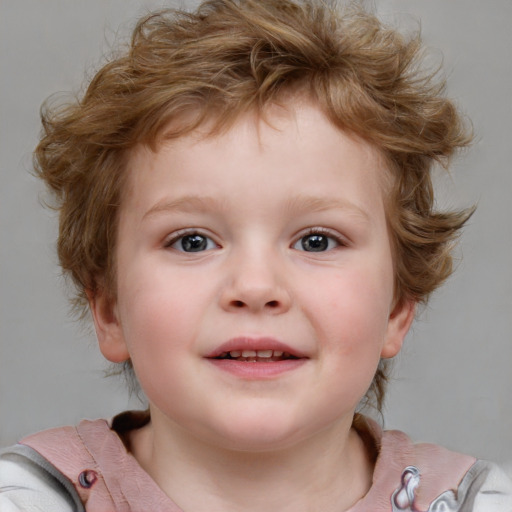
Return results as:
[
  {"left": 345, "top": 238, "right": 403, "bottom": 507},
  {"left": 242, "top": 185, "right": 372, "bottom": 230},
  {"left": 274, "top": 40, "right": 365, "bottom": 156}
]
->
[
  {"left": 206, "top": 337, "right": 308, "bottom": 360},
  {"left": 206, "top": 337, "right": 308, "bottom": 378},
  {"left": 215, "top": 350, "right": 299, "bottom": 362}
]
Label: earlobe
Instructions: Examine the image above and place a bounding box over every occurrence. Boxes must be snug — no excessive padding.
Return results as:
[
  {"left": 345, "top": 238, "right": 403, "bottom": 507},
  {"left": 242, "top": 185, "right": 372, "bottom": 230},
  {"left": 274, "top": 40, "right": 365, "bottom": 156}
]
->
[
  {"left": 87, "top": 288, "right": 130, "bottom": 363},
  {"left": 380, "top": 298, "right": 416, "bottom": 359}
]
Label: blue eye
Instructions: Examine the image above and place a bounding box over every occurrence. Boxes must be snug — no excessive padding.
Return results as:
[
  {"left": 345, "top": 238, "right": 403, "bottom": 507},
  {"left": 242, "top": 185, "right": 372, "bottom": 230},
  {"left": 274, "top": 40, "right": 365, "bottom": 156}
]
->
[
  {"left": 170, "top": 233, "right": 217, "bottom": 252},
  {"left": 293, "top": 232, "right": 341, "bottom": 252}
]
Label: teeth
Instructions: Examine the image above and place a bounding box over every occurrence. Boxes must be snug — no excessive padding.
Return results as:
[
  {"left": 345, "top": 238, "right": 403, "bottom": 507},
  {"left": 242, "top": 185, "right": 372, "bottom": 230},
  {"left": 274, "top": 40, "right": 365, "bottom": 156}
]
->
[
  {"left": 227, "top": 349, "right": 287, "bottom": 359},
  {"left": 256, "top": 350, "right": 273, "bottom": 358}
]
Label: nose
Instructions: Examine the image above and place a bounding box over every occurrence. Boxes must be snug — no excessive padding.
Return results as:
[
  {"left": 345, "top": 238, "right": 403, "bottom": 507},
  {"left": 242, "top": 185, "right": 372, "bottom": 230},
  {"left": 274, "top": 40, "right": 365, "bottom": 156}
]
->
[{"left": 219, "top": 250, "right": 292, "bottom": 315}]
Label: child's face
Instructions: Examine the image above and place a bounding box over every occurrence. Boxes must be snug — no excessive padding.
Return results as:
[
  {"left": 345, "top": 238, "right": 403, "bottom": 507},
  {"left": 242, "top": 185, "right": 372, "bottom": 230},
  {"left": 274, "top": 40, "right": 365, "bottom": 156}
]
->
[{"left": 92, "top": 101, "right": 414, "bottom": 451}]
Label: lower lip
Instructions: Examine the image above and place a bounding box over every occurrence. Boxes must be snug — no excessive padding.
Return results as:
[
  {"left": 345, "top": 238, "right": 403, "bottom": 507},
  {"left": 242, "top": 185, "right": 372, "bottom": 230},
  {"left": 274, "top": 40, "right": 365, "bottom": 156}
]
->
[{"left": 207, "top": 358, "right": 307, "bottom": 379}]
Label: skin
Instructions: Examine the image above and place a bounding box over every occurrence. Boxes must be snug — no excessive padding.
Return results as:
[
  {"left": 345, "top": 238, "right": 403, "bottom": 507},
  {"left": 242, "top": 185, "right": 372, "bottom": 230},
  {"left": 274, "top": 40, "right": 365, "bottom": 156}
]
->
[{"left": 90, "top": 100, "right": 415, "bottom": 512}]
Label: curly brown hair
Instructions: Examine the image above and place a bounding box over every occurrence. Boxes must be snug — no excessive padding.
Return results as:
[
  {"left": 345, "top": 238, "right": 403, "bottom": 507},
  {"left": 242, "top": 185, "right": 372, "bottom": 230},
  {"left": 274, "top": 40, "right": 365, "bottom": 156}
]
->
[{"left": 34, "top": 0, "right": 473, "bottom": 411}]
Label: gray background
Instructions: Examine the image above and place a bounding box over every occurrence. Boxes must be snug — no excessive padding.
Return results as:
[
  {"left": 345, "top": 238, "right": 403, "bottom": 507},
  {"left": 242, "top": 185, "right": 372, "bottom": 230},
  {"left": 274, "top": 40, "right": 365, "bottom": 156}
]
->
[{"left": 1, "top": 0, "right": 511, "bottom": 467}]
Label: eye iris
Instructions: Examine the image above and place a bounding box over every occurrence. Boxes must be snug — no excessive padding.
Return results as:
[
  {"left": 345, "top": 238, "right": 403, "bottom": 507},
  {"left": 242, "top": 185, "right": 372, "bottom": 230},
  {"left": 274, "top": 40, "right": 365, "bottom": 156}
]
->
[
  {"left": 302, "top": 234, "right": 328, "bottom": 252},
  {"left": 181, "top": 234, "right": 207, "bottom": 252}
]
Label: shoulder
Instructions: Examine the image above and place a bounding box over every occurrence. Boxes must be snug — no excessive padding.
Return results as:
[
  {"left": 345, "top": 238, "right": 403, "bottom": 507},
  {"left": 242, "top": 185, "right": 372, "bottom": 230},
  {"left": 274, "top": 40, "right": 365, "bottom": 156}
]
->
[
  {"left": 386, "top": 431, "right": 512, "bottom": 511},
  {"left": 0, "top": 419, "right": 114, "bottom": 512},
  {"left": 352, "top": 416, "right": 512, "bottom": 511},
  {"left": 469, "top": 460, "right": 512, "bottom": 511},
  {"left": 0, "top": 443, "right": 84, "bottom": 512},
  {"left": 0, "top": 412, "right": 174, "bottom": 511},
  {"left": 389, "top": 458, "right": 512, "bottom": 512}
]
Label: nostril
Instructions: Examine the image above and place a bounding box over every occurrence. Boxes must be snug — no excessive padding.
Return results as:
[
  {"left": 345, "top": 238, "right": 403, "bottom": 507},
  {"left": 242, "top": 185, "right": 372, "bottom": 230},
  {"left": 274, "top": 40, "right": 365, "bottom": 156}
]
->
[{"left": 229, "top": 299, "right": 282, "bottom": 309}]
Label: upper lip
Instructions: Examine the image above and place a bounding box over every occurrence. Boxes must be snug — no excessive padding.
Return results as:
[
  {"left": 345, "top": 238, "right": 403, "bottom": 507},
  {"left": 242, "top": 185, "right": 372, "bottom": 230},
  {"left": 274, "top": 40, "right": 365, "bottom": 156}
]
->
[{"left": 205, "top": 337, "right": 309, "bottom": 359}]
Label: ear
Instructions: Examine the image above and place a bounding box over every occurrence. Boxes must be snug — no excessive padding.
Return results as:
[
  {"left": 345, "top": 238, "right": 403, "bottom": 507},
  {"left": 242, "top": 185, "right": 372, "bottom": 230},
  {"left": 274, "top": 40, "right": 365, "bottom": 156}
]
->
[
  {"left": 380, "top": 298, "right": 416, "bottom": 359},
  {"left": 87, "top": 288, "right": 130, "bottom": 363}
]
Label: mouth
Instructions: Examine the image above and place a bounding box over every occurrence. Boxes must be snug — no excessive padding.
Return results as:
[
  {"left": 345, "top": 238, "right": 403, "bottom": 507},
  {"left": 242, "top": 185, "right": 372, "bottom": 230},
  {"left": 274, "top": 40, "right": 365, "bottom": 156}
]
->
[
  {"left": 205, "top": 338, "right": 308, "bottom": 378},
  {"left": 206, "top": 337, "right": 307, "bottom": 361},
  {"left": 213, "top": 349, "right": 300, "bottom": 363}
]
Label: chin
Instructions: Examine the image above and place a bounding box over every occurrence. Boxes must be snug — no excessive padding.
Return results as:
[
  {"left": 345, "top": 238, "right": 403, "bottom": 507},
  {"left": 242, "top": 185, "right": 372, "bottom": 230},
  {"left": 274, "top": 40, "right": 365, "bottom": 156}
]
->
[
  {"left": 204, "top": 411, "right": 310, "bottom": 453},
  {"left": 217, "top": 431, "right": 303, "bottom": 453}
]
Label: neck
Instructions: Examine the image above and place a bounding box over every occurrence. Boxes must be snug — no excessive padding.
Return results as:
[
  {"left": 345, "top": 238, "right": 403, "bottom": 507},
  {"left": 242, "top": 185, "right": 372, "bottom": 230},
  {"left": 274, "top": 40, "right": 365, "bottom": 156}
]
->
[{"left": 130, "top": 412, "right": 374, "bottom": 512}]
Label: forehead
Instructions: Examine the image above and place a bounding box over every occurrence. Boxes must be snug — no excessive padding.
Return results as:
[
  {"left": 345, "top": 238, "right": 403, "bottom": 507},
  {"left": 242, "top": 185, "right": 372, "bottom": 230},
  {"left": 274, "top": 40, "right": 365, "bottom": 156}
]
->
[{"left": 121, "top": 100, "right": 390, "bottom": 216}]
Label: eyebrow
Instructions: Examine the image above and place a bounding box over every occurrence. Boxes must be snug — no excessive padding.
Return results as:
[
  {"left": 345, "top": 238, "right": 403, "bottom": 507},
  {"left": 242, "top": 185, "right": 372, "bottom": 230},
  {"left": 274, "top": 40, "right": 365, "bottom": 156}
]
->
[
  {"left": 284, "top": 195, "right": 371, "bottom": 222},
  {"left": 142, "top": 195, "right": 226, "bottom": 220},
  {"left": 142, "top": 194, "right": 370, "bottom": 222}
]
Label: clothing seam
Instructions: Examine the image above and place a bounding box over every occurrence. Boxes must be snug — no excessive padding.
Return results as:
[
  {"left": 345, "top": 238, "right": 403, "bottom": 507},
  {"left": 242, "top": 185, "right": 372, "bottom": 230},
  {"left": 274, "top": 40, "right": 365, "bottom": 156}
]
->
[{"left": 75, "top": 422, "right": 119, "bottom": 507}]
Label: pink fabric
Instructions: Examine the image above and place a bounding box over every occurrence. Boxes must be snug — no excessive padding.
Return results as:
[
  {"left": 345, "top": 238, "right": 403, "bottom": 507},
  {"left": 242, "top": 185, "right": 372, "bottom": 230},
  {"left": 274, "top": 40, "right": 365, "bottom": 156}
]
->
[
  {"left": 21, "top": 414, "right": 476, "bottom": 511},
  {"left": 348, "top": 417, "right": 476, "bottom": 511},
  {"left": 22, "top": 419, "right": 182, "bottom": 512}
]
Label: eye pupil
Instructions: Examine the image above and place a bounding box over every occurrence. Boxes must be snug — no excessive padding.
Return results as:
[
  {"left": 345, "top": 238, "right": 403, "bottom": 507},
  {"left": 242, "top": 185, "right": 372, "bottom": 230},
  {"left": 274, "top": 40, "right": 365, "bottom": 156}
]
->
[
  {"left": 181, "top": 234, "right": 207, "bottom": 252},
  {"left": 301, "top": 234, "right": 328, "bottom": 252}
]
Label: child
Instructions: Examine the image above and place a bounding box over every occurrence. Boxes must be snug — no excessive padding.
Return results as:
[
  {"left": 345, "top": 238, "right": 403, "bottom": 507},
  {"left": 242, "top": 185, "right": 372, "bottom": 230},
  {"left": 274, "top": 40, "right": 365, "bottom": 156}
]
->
[{"left": 1, "top": 0, "right": 511, "bottom": 510}]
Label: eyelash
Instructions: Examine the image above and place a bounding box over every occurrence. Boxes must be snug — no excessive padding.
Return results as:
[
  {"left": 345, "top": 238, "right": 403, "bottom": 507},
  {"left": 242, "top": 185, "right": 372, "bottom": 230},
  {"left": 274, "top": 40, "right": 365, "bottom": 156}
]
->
[
  {"left": 163, "top": 229, "right": 218, "bottom": 251},
  {"left": 163, "top": 227, "right": 347, "bottom": 253},
  {"left": 293, "top": 227, "right": 347, "bottom": 252}
]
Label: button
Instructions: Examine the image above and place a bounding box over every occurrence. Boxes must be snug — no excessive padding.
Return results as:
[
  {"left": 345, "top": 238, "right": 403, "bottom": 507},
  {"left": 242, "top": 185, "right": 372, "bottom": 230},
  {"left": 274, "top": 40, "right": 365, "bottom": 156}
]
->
[{"left": 78, "top": 470, "right": 98, "bottom": 488}]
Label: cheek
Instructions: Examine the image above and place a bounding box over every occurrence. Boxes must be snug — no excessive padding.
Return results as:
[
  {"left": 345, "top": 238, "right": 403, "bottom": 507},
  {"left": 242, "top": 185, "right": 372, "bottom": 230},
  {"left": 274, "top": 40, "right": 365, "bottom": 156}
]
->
[
  {"left": 115, "top": 264, "right": 203, "bottom": 360},
  {"left": 116, "top": 281, "right": 200, "bottom": 408},
  {"left": 298, "top": 263, "right": 394, "bottom": 402},
  {"left": 304, "top": 265, "right": 393, "bottom": 343}
]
